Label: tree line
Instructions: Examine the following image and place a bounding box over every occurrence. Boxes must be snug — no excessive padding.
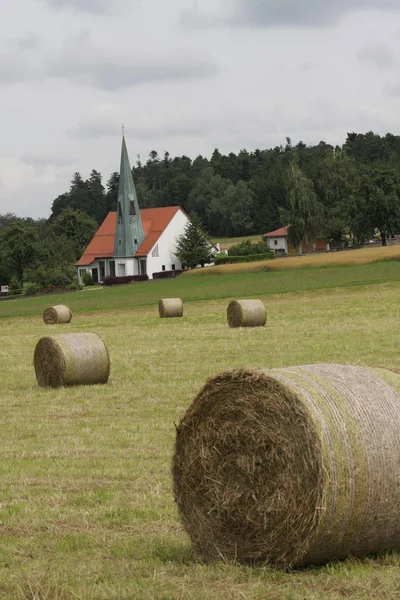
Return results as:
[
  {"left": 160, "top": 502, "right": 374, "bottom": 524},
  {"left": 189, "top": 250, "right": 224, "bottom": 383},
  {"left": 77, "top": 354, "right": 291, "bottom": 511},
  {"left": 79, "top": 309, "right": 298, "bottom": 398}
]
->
[{"left": 2, "top": 130, "right": 400, "bottom": 288}]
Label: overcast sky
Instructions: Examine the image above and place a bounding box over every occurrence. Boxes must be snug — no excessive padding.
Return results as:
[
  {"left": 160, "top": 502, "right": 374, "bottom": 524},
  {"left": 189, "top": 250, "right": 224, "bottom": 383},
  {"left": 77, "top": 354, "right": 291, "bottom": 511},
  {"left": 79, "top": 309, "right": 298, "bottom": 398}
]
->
[{"left": 1, "top": 0, "right": 400, "bottom": 218}]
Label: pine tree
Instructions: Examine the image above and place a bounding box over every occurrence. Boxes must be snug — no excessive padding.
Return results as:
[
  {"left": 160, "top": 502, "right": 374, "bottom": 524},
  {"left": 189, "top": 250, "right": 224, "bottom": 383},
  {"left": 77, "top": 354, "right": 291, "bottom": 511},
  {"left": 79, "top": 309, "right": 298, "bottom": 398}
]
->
[{"left": 175, "top": 215, "right": 213, "bottom": 269}]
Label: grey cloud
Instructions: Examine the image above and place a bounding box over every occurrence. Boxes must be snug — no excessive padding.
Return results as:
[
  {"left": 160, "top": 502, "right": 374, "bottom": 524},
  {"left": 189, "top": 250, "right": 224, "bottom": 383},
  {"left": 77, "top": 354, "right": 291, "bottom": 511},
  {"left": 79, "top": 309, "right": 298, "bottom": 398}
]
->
[
  {"left": 38, "top": 0, "right": 112, "bottom": 15},
  {"left": 14, "top": 33, "right": 41, "bottom": 51},
  {"left": 69, "top": 115, "right": 211, "bottom": 141},
  {"left": 0, "top": 54, "right": 35, "bottom": 84},
  {"left": 358, "top": 43, "right": 398, "bottom": 69},
  {"left": 182, "top": 0, "right": 400, "bottom": 29},
  {"left": 385, "top": 81, "right": 400, "bottom": 96},
  {"left": 21, "top": 154, "right": 75, "bottom": 168},
  {"left": 45, "top": 46, "right": 219, "bottom": 90}
]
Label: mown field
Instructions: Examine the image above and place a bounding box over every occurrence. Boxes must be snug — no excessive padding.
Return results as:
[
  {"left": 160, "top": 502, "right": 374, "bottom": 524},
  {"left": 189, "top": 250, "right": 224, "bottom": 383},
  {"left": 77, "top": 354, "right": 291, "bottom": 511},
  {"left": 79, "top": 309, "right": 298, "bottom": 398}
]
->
[
  {"left": 189, "top": 243, "right": 400, "bottom": 276},
  {"left": 1, "top": 262, "right": 400, "bottom": 599}
]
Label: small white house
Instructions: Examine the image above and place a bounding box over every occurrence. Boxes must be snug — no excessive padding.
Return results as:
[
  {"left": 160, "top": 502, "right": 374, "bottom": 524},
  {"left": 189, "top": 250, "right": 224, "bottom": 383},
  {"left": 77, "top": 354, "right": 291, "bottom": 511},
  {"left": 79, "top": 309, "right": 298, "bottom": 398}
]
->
[{"left": 263, "top": 226, "right": 329, "bottom": 256}]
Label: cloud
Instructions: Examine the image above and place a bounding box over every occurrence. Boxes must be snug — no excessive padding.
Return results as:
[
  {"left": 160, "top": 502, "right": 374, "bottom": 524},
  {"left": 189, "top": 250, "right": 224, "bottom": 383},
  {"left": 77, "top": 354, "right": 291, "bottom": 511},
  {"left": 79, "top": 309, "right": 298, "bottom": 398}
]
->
[
  {"left": 69, "top": 103, "right": 210, "bottom": 140},
  {"left": 358, "top": 42, "right": 398, "bottom": 68},
  {"left": 0, "top": 28, "right": 218, "bottom": 90},
  {"left": 45, "top": 39, "right": 219, "bottom": 90},
  {"left": 385, "top": 81, "right": 400, "bottom": 96},
  {"left": 0, "top": 54, "right": 36, "bottom": 84},
  {"left": 37, "top": 0, "right": 113, "bottom": 15},
  {"left": 13, "top": 33, "right": 41, "bottom": 51},
  {"left": 181, "top": 0, "right": 400, "bottom": 29},
  {"left": 21, "top": 154, "right": 76, "bottom": 169}
]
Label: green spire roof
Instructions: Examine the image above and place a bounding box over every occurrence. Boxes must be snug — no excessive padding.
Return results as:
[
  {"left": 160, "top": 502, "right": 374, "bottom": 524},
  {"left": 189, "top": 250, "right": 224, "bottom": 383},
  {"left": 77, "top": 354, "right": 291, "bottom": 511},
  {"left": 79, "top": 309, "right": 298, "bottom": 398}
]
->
[{"left": 114, "top": 136, "right": 145, "bottom": 257}]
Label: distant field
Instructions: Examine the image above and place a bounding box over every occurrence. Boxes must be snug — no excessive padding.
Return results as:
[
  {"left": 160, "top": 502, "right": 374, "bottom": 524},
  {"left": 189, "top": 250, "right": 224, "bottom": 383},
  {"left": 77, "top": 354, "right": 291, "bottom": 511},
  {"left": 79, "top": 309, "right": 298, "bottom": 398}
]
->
[
  {"left": 188, "top": 243, "right": 400, "bottom": 275},
  {"left": 210, "top": 234, "right": 263, "bottom": 251},
  {"left": 2, "top": 265, "right": 400, "bottom": 598}
]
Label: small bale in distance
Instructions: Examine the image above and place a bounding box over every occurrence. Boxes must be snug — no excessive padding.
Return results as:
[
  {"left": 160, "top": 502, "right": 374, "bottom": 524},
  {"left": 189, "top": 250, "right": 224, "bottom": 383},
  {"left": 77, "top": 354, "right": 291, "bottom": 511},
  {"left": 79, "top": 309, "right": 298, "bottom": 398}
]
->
[
  {"left": 43, "top": 304, "right": 72, "bottom": 325},
  {"left": 227, "top": 299, "right": 266, "bottom": 328},
  {"left": 173, "top": 364, "right": 400, "bottom": 568},
  {"left": 34, "top": 332, "right": 110, "bottom": 388},
  {"left": 159, "top": 298, "right": 183, "bottom": 318}
]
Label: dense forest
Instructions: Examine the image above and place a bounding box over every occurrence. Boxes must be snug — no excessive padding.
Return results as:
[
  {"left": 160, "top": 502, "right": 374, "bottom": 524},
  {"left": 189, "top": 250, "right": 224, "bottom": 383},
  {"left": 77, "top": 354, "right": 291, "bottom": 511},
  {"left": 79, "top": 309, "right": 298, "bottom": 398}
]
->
[{"left": 2, "top": 131, "right": 400, "bottom": 289}]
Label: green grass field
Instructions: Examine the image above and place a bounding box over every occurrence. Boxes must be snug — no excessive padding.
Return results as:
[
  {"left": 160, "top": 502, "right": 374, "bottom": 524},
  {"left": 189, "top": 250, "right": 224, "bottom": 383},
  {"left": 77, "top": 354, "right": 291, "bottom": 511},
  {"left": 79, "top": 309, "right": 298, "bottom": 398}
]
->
[{"left": 1, "top": 262, "right": 400, "bottom": 599}]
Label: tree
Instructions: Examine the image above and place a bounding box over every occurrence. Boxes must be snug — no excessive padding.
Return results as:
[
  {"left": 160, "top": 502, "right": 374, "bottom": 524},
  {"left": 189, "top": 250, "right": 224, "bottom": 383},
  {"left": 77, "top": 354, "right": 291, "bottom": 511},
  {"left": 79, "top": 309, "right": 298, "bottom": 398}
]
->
[
  {"left": 187, "top": 168, "right": 230, "bottom": 234},
  {"left": 48, "top": 208, "right": 98, "bottom": 259},
  {"left": 356, "top": 166, "right": 400, "bottom": 245},
  {"left": 1, "top": 221, "right": 39, "bottom": 284},
  {"left": 105, "top": 172, "right": 120, "bottom": 212},
  {"left": 87, "top": 169, "right": 106, "bottom": 224},
  {"left": 216, "top": 181, "right": 256, "bottom": 237},
  {"left": 175, "top": 215, "right": 213, "bottom": 269},
  {"left": 280, "top": 162, "right": 324, "bottom": 252}
]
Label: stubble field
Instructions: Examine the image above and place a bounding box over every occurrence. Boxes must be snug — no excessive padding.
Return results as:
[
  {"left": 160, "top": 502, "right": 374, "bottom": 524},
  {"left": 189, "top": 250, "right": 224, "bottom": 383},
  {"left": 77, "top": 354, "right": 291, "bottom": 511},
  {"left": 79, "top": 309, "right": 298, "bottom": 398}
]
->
[{"left": 1, "top": 262, "right": 400, "bottom": 599}]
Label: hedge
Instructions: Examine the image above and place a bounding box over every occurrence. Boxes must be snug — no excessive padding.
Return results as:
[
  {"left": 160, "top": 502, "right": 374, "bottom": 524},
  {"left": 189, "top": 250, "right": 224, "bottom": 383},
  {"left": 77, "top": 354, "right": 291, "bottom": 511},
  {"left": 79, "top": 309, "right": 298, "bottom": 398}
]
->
[
  {"left": 153, "top": 270, "right": 184, "bottom": 280},
  {"left": 103, "top": 275, "right": 149, "bottom": 286},
  {"left": 214, "top": 252, "right": 274, "bottom": 265}
]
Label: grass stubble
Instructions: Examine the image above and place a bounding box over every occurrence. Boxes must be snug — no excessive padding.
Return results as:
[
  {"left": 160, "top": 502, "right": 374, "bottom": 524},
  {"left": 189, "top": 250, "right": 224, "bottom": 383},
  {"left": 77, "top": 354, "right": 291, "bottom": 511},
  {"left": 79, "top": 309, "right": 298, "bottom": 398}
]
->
[{"left": 1, "top": 263, "right": 400, "bottom": 598}]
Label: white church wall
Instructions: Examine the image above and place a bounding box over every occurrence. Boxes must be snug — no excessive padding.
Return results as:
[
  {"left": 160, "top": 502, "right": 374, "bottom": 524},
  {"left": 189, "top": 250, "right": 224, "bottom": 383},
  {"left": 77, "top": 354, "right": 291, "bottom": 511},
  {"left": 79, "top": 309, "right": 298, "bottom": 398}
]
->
[{"left": 146, "top": 209, "right": 190, "bottom": 278}]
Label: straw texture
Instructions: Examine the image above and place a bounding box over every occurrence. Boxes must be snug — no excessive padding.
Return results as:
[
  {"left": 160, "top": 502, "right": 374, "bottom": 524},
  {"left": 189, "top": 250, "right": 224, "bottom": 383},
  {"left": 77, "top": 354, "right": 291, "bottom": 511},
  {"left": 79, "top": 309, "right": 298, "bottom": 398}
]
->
[
  {"left": 227, "top": 299, "right": 266, "bottom": 328},
  {"left": 43, "top": 304, "right": 72, "bottom": 325},
  {"left": 34, "top": 332, "right": 110, "bottom": 388},
  {"left": 173, "top": 364, "right": 400, "bottom": 568},
  {"left": 159, "top": 298, "right": 183, "bottom": 318}
]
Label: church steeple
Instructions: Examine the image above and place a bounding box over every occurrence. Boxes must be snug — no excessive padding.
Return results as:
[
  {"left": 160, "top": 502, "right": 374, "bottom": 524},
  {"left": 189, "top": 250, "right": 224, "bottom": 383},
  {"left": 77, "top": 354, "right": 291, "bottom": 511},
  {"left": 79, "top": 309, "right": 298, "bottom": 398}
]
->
[{"left": 114, "top": 134, "right": 145, "bottom": 257}]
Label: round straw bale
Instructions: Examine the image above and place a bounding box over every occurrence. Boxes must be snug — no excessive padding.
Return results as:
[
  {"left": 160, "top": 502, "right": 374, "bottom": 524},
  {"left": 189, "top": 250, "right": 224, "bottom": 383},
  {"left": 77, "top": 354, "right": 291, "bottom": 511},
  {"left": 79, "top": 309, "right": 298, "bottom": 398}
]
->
[
  {"left": 43, "top": 304, "right": 72, "bottom": 325},
  {"left": 159, "top": 298, "right": 183, "bottom": 318},
  {"left": 34, "top": 332, "right": 110, "bottom": 388},
  {"left": 173, "top": 364, "right": 400, "bottom": 568},
  {"left": 227, "top": 299, "right": 266, "bottom": 328}
]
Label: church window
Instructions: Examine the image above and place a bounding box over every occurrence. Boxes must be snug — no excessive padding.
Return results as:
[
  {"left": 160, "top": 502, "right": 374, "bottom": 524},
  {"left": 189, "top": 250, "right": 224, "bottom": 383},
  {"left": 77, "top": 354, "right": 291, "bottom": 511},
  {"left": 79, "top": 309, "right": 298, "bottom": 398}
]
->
[
  {"left": 172, "top": 264, "right": 175, "bottom": 270},
  {"left": 151, "top": 244, "right": 159, "bottom": 258},
  {"left": 274, "top": 240, "right": 278, "bottom": 246},
  {"left": 162, "top": 265, "right": 166, "bottom": 271},
  {"left": 118, "top": 202, "right": 123, "bottom": 224},
  {"left": 119, "top": 239, "right": 122, "bottom": 246},
  {"left": 130, "top": 200, "right": 136, "bottom": 216},
  {"left": 134, "top": 238, "right": 138, "bottom": 245}
]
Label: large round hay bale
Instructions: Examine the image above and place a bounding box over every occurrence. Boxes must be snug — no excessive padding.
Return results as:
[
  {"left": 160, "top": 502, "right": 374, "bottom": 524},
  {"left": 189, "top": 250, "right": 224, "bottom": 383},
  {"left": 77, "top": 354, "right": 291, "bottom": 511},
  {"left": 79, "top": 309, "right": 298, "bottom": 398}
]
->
[
  {"left": 43, "top": 304, "right": 72, "bottom": 325},
  {"left": 34, "top": 333, "right": 110, "bottom": 388},
  {"left": 159, "top": 298, "right": 183, "bottom": 318},
  {"left": 173, "top": 364, "right": 400, "bottom": 568},
  {"left": 227, "top": 299, "right": 266, "bottom": 328}
]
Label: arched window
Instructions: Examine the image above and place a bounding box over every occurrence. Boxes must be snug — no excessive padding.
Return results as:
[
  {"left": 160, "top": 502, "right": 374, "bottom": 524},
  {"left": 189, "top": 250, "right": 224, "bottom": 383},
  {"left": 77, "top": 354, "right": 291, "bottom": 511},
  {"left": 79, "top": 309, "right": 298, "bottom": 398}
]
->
[{"left": 118, "top": 202, "right": 123, "bottom": 224}]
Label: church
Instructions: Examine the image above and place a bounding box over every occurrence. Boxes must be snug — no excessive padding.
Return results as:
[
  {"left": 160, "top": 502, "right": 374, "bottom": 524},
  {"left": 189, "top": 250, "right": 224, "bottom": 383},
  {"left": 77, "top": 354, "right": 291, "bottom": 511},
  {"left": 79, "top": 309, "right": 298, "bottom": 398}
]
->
[{"left": 76, "top": 136, "right": 191, "bottom": 283}]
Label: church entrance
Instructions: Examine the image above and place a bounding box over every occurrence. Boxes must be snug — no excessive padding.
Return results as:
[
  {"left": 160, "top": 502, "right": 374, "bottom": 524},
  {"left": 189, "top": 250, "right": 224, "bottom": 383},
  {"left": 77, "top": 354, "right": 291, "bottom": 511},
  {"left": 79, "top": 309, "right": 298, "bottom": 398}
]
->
[{"left": 139, "top": 259, "right": 147, "bottom": 276}]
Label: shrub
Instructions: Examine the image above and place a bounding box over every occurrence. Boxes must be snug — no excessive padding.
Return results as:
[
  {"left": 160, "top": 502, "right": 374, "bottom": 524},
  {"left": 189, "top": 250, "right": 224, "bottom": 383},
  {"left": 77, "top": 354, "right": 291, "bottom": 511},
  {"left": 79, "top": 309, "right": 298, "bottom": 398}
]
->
[
  {"left": 48, "top": 269, "right": 72, "bottom": 289},
  {"left": 82, "top": 272, "right": 94, "bottom": 286},
  {"left": 228, "top": 239, "right": 270, "bottom": 256},
  {"left": 214, "top": 252, "right": 274, "bottom": 265},
  {"left": 24, "top": 283, "right": 41, "bottom": 296},
  {"left": 9, "top": 275, "right": 21, "bottom": 292},
  {"left": 152, "top": 270, "right": 184, "bottom": 280}
]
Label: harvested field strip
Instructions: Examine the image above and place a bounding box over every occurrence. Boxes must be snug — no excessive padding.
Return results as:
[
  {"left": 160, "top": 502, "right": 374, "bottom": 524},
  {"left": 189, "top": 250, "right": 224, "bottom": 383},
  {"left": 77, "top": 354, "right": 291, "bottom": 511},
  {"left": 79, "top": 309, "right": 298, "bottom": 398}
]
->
[
  {"left": 186, "top": 244, "right": 400, "bottom": 275},
  {"left": 1, "top": 261, "right": 400, "bottom": 320}
]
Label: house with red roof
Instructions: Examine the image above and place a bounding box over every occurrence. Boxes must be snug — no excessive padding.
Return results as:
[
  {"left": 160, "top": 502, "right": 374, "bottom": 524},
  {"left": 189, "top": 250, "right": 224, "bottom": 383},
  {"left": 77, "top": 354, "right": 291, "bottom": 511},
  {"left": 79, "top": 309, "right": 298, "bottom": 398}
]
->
[
  {"left": 262, "top": 226, "right": 328, "bottom": 256},
  {"left": 76, "top": 137, "right": 192, "bottom": 283}
]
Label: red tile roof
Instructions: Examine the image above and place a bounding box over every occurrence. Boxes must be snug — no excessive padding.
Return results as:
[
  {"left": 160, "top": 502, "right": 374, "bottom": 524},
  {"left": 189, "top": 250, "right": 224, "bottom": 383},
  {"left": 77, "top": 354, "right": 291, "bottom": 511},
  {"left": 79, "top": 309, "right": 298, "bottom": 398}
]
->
[
  {"left": 76, "top": 212, "right": 116, "bottom": 266},
  {"left": 263, "top": 226, "right": 289, "bottom": 238},
  {"left": 76, "top": 206, "right": 181, "bottom": 266}
]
